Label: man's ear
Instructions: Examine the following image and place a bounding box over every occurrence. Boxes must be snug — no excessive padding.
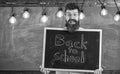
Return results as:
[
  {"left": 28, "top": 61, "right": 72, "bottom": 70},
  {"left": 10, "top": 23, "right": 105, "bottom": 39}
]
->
[
  {"left": 63, "top": 14, "right": 68, "bottom": 22},
  {"left": 63, "top": 13, "right": 66, "bottom": 18}
]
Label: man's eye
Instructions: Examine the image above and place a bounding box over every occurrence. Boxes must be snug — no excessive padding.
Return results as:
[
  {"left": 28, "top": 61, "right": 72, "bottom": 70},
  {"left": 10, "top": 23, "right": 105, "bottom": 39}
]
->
[
  {"left": 74, "top": 14, "right": 78, "bottom": 16},
  {"left": 66, "top": 14, "right": 71, "bottom": 17}
]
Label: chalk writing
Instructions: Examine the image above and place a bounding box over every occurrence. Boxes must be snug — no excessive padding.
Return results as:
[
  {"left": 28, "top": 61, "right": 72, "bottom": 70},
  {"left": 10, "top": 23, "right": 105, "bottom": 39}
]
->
[
  {"left": 55, "top": 34, "right": 64, "bottom": 46},
  {"left": 68, "top": 47, "right": 78, "bottom": 54},
  {"left": 81, "top": 51, "right": 85, "bottom": 63},
  {"left": 55, "top": 34, "right": 88, "bottom": 50},
  {"left": 81, "top": 34, "right": 87, "bottom": 50},
  {"left": 54, "top": 34, "right": 87, "bottom": 64},
  {"left": 53, "top": 50, "right": 85, "bottom": 63}
]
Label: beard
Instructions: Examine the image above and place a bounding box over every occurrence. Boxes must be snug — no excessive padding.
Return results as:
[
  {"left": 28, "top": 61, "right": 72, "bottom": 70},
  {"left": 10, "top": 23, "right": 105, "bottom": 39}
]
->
[{"left": 65, "top": 19, "right": 79, "bottom": 32}]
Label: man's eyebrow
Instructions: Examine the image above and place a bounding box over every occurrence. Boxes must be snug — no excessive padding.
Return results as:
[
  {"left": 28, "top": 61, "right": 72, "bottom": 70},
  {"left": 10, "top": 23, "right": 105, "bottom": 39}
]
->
[
  {"left": 66, "top": 12, "right": 78, "bottom": 14},
  {"left": 65, "top": 12, "right": 70, "bottom": 13}
]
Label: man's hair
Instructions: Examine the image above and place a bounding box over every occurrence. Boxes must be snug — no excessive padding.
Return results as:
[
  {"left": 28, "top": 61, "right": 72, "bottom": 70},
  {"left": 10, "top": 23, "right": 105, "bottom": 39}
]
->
[{"left": 65, "top": 3, "right": 80, "bottom": 12}]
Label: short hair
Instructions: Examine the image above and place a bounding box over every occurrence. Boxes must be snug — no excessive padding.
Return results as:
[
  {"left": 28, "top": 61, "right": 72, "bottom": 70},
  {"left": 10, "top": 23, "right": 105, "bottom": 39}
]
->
[{"left": 65, "top": 3, "right": 80, "bottom": 12}]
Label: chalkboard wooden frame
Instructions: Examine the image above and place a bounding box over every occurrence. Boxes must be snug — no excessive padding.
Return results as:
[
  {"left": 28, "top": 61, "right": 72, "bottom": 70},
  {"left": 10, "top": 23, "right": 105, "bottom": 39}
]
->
[{"left": 42, "top": 27, "right": 102, "bottom": 73}]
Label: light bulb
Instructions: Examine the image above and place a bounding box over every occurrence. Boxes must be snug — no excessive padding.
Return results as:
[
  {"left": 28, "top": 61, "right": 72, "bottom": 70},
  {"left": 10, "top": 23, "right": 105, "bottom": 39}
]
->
[
  {"left": 56, "top": 8, "right": 64, "bottom": 18},
  {"left": 56, "top": 10, "right": 64, "bottom": 18},
  {"left": 100, "top": 6, "right": 108, "bottom": 16},
  {"left": 114, "top": 13, "right": 120, "bottom": 22},
  {"left": 9, "top": 14, "right": 17, "bottom": 24},
  {"left": 101, "top": 8, "right": 108, "bottom": 16},
  {"left": 23, "top": 11, "right": 30, "bottom": 19},
  {"left": 79, "top": 11, "right": 85, "bottom": 20},
  {"left": 41, "top": 14, "right": 48, "bottom": 23}
]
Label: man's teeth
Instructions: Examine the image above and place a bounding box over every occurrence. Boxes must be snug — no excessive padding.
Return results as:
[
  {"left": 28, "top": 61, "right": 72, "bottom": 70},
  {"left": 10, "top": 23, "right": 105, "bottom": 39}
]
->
[{"left": 69, "top": 21, "right": 75, "bottom": 24}]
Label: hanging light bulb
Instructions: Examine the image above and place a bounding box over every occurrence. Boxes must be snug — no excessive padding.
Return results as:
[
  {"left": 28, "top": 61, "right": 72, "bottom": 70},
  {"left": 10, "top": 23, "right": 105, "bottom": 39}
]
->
[
  {"left": 41, "top": 13, "right": 48, "bottom": 23},
  {"left": 9, "top": 13, "right": 17, "bottom": 24},
  {"left": 100, "top": 6, "right": 108, "bottom": 16},
  {"left": 23, "top": 8, "right": 30, "bottom": 19},
  {"left": 56, "top": 8, "right": 64, "bottom": 18},
  {"left": 79, "top": 10, "right": 85, "bottom": 20},
  {"left": 114, "top": 11, "right": 120, "bottom": 22}
]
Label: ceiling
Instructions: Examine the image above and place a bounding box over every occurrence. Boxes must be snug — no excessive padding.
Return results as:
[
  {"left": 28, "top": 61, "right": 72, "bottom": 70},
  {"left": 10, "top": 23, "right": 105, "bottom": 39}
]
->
[{"left": 0, "top": 0, "right": 120, "bottom": 7}]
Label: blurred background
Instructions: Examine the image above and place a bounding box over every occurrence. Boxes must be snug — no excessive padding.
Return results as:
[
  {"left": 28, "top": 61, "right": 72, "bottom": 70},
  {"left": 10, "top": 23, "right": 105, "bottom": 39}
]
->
[{"left": 0, "top": 0, "right": 120, "bottom": 74}]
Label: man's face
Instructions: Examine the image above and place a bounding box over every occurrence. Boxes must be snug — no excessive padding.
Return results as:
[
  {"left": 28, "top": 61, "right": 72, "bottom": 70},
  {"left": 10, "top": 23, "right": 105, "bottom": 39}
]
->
[
  {"left": 65, "top": 9, "right": 79, "bottom": 23},
  {"left": 65, "top": 9, "right": 79, "bottom": 32}
]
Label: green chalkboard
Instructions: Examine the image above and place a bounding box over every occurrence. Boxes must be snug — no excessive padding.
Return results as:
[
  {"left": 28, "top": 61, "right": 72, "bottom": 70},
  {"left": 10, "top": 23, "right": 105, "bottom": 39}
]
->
[{"left": 42, "top": 27, "right": 102, "bottom": 73}]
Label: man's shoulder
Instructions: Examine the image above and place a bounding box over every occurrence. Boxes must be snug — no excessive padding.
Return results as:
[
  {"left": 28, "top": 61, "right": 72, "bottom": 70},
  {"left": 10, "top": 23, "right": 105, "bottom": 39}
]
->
[
  {"left": 63, "top": 27, "right": 85, "bottom": 31},
  {"left": 78, "top": 27, "right": 85, "bottom": 30}
]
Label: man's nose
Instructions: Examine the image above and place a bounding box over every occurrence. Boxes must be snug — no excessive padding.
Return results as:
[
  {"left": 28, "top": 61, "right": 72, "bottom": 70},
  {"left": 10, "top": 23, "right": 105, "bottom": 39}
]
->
[{"left": 69, "top": 14, "right": 74, "bottom": 19}]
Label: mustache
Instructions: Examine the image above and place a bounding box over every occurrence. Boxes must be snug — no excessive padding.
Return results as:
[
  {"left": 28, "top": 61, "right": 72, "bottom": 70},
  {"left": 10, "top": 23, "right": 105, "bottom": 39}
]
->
[{"left": 67, "top": 19, "right": 77, "bottom": 24}]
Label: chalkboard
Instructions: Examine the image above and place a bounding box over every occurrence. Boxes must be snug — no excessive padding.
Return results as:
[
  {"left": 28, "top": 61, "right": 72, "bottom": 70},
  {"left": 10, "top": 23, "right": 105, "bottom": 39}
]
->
[{"left": 42, "top": 27, "right": 102, "bottom": 72}]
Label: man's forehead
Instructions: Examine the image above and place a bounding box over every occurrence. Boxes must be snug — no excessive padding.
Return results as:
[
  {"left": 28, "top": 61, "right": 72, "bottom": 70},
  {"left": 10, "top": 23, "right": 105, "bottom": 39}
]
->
[{"left": 66, "top": 9, "right": 79, "bottom": 13}]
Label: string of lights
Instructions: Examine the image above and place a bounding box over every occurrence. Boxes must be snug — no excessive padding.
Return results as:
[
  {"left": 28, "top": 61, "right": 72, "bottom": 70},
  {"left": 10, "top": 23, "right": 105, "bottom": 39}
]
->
[
  {"left": 9, "top": 7, "right": 17, "bottom": 24},
  {"left": 23, "top": 7, "right": 30, "bottom": 19},
  {"left": 113, "top": 0, "right": 120, "bottom": 22},
  {"left": 98, "top": 0, "right": 108, "bottom": 16},
  {"left": 79, "top": 0, "right": 86, "bottom": 20},
  {"left": 40, "top": 7, "right": 48, "bottom": 23},
  {"left": 9, "top": 0, "right": 120, "bottom": 24}
]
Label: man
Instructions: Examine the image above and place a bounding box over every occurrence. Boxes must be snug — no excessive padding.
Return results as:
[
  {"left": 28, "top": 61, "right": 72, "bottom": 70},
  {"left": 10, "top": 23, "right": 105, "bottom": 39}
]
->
[
  {"left": 55, "top": 3, "right": 103, "bottom": 74},
  {"left": 40, "top": 3, "right": 103, "bottom": 74},
  {"left": 64, "top": 3, "right": 81, "bottom": 32}
]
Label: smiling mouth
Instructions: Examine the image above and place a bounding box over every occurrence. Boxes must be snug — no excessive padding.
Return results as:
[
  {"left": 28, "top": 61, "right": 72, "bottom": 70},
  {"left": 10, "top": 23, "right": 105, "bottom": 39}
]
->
[{"left": 68, "top": 21, "right": 76, "bottom": 24}]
